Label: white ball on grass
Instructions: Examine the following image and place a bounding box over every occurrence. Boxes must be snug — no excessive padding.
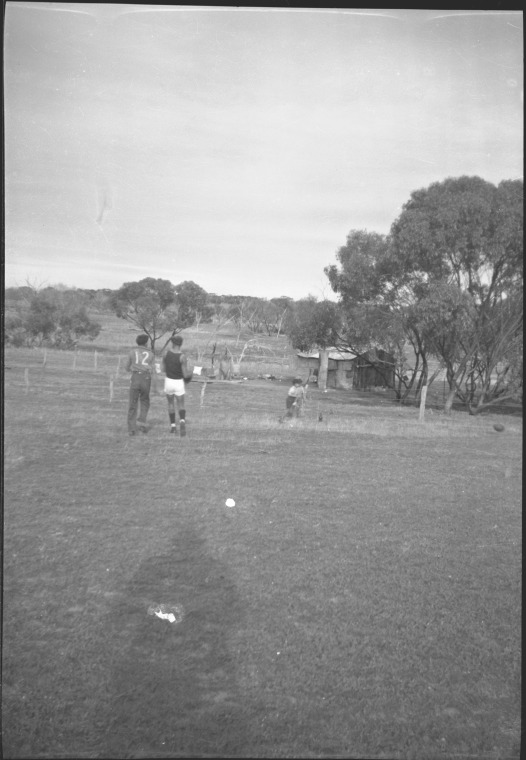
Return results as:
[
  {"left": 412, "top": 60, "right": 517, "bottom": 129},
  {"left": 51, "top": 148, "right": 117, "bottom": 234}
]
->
[{"left": 225, "top": 498, "right": 236, "bottom": 508}]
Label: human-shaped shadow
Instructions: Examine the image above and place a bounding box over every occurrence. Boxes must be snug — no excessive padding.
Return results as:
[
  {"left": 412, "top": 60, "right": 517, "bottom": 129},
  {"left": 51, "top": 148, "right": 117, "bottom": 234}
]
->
[{"left": 99, "top": 527, "right": 248, "bottom": 757}]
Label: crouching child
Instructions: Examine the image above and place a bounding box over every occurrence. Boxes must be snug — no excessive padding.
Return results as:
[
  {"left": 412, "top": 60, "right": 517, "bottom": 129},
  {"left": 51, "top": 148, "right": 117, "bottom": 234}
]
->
[{"left": 280, "top": 377, "right": 305, "bottom": 421}]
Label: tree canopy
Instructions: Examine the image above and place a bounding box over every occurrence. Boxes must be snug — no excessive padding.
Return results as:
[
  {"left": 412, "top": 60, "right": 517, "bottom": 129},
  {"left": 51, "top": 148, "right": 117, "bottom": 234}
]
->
[
  {"left": 390, "top": 176, "right": 523, "bottom": 301},
  {"left": 174, "top": 281, "right": 214, "bottom": 327},
  {"left": 110, "top": 278, "right": 182, "bottom": 351},
  {"left": 109, "top": 278, "right": 219, "bottom": 350},
  {"left": 287, "top": 298, "right": 342, "bottom": 353}
]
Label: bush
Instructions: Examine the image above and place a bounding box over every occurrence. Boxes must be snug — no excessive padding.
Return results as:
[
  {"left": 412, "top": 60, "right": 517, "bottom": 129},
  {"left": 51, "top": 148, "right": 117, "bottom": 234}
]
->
[{"left": 4, "top": 291, "right": 102, "bottom": 349}]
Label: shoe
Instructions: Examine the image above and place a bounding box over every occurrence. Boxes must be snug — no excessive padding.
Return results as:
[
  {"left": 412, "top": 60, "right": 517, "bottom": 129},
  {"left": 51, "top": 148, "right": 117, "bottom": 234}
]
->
[
  {"left": 179, "top": 420, "right": 186, "bottom": 437},
  {"left": 139, "top": 426, "right": 148, "bottom": 434},
  {"left": 170, "top": 425, "right": 177, "bottom": 434}
]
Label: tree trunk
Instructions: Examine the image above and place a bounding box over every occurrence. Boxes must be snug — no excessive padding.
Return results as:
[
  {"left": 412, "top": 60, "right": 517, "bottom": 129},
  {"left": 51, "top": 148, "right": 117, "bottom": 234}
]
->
[
  {"left": 444, "top": 387, "right": 456, "bottom": 414},
  {"left": 318, "top": 349, "right": 329, "bottom": 391},
  {"left": 414, "top": 360, "right": 428, "bottom": 405}
]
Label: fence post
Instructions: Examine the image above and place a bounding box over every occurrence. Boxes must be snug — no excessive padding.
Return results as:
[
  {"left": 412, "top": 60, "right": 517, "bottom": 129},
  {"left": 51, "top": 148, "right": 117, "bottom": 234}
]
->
[
  {"left": 109, "top": 374, "right": 114, "bottom": 402},
  {"left": 200, "top": 379, "right": 208, "bottom": 407},
  {"left": 94, "top": 350, "right": 98, "bottom": 369},
  {"left": 419, "top": 385, "right": 428, "bottom": 422},
  {"left": 42, "top": 349, "right": 47, "bottom": 369},
  {"left": 24, "top": 367, "right": 29, "bottom": 394},
  {"left": 116, "top": 356, "right": 121, "bottom": 377}
]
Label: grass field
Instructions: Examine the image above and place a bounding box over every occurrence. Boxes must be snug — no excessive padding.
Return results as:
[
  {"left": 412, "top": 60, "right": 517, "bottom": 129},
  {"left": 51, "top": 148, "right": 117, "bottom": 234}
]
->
[{"left": 3, "top": 342, "right": 522, "bottom": 759}]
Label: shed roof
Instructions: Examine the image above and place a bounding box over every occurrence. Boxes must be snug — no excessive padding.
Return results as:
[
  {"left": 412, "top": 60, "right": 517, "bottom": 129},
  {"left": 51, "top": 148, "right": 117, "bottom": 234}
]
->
[{"left": 297, "top": 349, "right": 357, "bottom": 361}]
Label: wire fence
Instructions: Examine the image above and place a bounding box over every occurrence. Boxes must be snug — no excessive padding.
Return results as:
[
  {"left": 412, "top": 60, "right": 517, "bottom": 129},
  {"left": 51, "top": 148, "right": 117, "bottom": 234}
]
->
[
  {"left": 5, "top": 347, "right": 521, "bottom": 416},
  {"left": 4, "top": 347, "right": 296, "bottom": 404}
]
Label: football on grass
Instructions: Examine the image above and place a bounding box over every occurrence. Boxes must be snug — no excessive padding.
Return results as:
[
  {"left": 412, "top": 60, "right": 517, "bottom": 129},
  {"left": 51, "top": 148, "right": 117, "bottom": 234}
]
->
[{"left": 493, "top": 423, "right": 505, "bottom": 432}]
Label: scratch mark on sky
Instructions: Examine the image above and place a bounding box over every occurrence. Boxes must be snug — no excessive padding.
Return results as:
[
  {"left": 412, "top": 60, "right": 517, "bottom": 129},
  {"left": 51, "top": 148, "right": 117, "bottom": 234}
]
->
[{"left": 95, "top": 178, "right": 113, "bottom": 226}]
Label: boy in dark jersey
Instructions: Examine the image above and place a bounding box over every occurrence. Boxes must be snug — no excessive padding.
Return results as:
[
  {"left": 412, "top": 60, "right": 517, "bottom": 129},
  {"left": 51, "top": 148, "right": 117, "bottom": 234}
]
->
[
  {"left": 125, "top": 334, "right": 155, "bottom": 436},
  {"left": 161, "top": 335, "right": 191, "bottom": 436}
]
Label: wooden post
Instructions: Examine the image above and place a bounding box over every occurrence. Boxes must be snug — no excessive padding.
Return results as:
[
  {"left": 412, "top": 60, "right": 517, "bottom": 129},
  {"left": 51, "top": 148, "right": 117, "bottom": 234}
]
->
[
  {"left": 42, "top": 349, "right": 47, "bottom": 368},
  {"left": 94, "top": 350, "right": 98, "bottom": 369},
  {"left": 24, "top": 368, "right": 29, "bottom": 394},
  {"left": 419, "top": 385, "right": 428, "bottom": 421},
  {"left": 318, "top": 349, "right": 329, "bottom": 392},
  {"left": 116, "top": 356, "right": 121, "bottom": 377},
  {"left": 200, "top": 379, "right": 208, "bottom": 407},
  {"left": 109, "top": 374, "right": 114, "bottom": 402}
]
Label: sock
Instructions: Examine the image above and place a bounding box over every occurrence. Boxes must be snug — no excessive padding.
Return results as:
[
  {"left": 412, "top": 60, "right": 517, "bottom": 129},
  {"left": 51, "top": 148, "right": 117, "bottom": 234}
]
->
[
  {"left": 169, "top": 412, "right": 176, "bottom": 424},
  {"left": 179, "top": 410, "right": 186, "bottom": 421}
]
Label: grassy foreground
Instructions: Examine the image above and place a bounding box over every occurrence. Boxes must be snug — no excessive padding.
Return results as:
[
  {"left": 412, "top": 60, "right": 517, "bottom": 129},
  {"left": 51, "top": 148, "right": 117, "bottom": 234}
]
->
[{"left": 3, "top": 347, "right": 522, "bottom": 759}]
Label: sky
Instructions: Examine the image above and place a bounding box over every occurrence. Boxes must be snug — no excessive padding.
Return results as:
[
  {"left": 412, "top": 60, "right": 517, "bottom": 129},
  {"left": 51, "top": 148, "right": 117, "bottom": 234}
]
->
[{"left": 4, "top": 5, "right": 523, "bottom": 300}]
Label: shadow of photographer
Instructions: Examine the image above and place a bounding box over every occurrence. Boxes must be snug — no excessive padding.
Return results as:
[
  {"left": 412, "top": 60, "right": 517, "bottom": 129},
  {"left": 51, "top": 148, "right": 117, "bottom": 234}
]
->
[{"left": 99, "top": 526, "right": 249, "bottom": 758}]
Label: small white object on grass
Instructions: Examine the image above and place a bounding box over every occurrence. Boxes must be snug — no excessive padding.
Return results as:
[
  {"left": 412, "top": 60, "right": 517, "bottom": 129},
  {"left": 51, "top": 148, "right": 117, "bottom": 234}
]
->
[
  {"left": 148, "top": 604, "right": 183, "bottom": 623},
  {"left": 225, "top": 498, "right": 236, "bottom": 508},
  {"left": 154, "top": 610, "right": 174, "bottom": 622}
]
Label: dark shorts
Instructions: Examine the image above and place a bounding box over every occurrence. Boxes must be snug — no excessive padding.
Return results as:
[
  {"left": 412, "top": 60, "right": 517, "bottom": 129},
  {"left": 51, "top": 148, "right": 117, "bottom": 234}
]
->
[{"left": 286, "top": 396, "right": 297, "bottom": 409}]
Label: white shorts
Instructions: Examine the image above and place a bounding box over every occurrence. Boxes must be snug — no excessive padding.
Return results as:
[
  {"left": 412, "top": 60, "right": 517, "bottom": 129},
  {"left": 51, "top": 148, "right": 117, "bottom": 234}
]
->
[{"left": 164, "top": 378, "right": 185, "bottom": 397}]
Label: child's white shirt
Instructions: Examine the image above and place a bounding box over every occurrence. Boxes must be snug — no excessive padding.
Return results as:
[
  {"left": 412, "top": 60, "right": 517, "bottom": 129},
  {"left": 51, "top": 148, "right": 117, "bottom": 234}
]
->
[{"left": 288, "top": 385, "right": 304, "bottom": 399}]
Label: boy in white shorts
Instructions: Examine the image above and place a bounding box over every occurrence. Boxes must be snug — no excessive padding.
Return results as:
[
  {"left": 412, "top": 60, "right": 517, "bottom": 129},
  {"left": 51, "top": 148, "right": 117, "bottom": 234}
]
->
[{"left": 161, "top": 335, "right": 191, "bottom": 437}]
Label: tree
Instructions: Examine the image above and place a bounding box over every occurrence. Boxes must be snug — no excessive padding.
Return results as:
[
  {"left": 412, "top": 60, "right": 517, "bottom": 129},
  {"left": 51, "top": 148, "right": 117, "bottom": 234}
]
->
[
  {"left": 26, "top": 295, "right": 57, "bottom": 341},
  {"left": 414, "top": 282, "right": 523, "bottom": 413},
  {"left": 287, "top": 298, "right": 342, "bottom": 391},
  {"left": 110, "top": 278, "right": 186, "bottom": 351},
  {"left": 270, "top": 297, "right": 293, "bottom": 337},
  {"left": 4, "top": 287, "right": 101, "bottom": 349},
  {"left": 325, "top": 229, "right": 391, "bottom": 305},
  {"left": 91, "top": 290, "right": 112, "bottom": 313},
  {"left": 468, "top": 292, "right": 522, "bottom": 412},
  {"left": 173, "top": 281, "right": 214, "bottom": 330},
  {"left": 390, "top": 176, "right": 523, "bottom": 412},
  {"left": 227, "top": 298, "right": 264, "bottom": 344},
  {"left": 390, "top": 176, "right": 522, "bottom": 297},
  {"left": 409, "top": 281, "right": 478, "bottom": 411}
]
